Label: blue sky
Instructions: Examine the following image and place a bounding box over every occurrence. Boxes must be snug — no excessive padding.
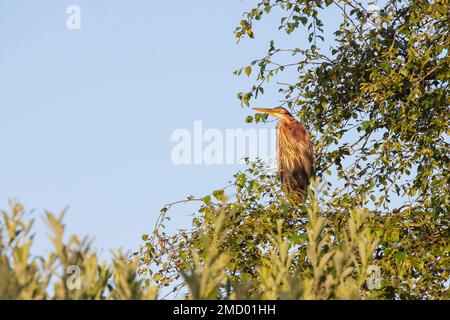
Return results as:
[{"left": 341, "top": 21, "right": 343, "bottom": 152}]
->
[{"left": 0, "top": 1, "right": 351, "bottom": 255}]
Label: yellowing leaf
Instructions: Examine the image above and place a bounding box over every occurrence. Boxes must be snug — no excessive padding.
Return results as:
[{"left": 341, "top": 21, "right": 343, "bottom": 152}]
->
[
  {"left": 246, "top": 27, "right": 254, "bottom": 38},
  {"left": 245, "top": 66, "right": 252, "bottom": 77}
]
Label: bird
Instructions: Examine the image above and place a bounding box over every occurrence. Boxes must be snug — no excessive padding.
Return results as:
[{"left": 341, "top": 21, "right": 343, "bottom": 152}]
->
[{"left": 253, "top": 107, "right": 314, "bottom": 200}]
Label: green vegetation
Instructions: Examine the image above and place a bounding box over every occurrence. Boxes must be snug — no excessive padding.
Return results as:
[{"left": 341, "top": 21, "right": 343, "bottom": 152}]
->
[
  {"left": 141, "top": 0, "right": 449, "bottom": 299},
  {"left": 0, "top": 203, "right": 157, "bottom": 299},
  {"left": 1, "top": 0, "right": 448, "bottom": 299}
]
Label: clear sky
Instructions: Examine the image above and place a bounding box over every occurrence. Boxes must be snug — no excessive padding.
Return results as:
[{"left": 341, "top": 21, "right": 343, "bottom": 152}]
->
[{"left": 0, "top": 1, "right": 364, "bottom": 255}]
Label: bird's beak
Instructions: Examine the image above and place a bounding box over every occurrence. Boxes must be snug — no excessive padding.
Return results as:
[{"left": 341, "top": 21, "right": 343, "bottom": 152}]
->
[
  {"left": 253, "top": 107, "right": 283, "bottom": 119},
  {"left": 253, "top": 107, "right": 277, "bottom": 115}
]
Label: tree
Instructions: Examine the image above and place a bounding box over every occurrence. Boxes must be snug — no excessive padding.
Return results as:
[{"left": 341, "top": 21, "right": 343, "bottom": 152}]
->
[{"left": 140, "top": 0, "right": 449, "bottom": 299}]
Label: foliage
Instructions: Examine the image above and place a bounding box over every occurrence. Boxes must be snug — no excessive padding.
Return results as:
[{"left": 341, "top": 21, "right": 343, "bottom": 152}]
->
[
  {"left": 138, "top": 176, "right": 384, "bottom": 299},
  {"left": 1, "top": 194, "right": 383, "bottom": 300},
  {"left": 0, "top": 202, "right": 157, "bottom": 300},
  {"left": 139, "top": 0, "right": 449, "bottom": 300}
]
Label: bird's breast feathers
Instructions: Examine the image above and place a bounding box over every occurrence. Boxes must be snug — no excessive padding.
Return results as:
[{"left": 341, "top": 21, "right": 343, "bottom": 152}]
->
[{"left": 277, "top": 120, "right": 315, "bottom": 176}]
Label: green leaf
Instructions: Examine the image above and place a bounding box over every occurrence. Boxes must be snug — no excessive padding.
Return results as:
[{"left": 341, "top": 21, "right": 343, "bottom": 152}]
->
[
  {"left": 212, "top": 190, "right": 225, "bottom": 201},
  {"left": 202, "top": 195, "right": 212, "bottom": 204},
  {"left": 299, "top": 16, "right": 308, "bottom": 26},
  {"left": 394, "top": 252, "right": 407, "bottom": 265}
]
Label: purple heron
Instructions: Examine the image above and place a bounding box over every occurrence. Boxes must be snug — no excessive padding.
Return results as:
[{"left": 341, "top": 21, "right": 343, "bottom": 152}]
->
[{"left": 253, "top": 107, "right": 314, "bottom": 199}]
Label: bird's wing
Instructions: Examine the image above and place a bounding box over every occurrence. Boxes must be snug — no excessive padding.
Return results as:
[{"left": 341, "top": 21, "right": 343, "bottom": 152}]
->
[{"left": 277, "top": 121, "right": 315, "bottom": 193}]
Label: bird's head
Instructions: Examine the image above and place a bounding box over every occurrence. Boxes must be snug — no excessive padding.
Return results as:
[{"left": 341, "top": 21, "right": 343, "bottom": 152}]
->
[{"left": 253, "top": 107, "right": 294, "bottom": 122}]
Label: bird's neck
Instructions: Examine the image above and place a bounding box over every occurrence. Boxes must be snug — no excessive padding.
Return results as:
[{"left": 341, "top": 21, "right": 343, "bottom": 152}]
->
[{"left": 280, "top": 115, "right": 296, "bottom": 124}]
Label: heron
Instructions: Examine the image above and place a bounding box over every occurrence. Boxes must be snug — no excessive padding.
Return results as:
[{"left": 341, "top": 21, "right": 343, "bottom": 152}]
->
[{"left": 253, "top": 107, "right": 315, "bottom": 200}]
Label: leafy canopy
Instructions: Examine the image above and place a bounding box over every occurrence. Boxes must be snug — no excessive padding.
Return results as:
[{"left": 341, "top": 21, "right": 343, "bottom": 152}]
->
[{"left": 140, "top": 0, "right": 449, "bottom": 299}]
